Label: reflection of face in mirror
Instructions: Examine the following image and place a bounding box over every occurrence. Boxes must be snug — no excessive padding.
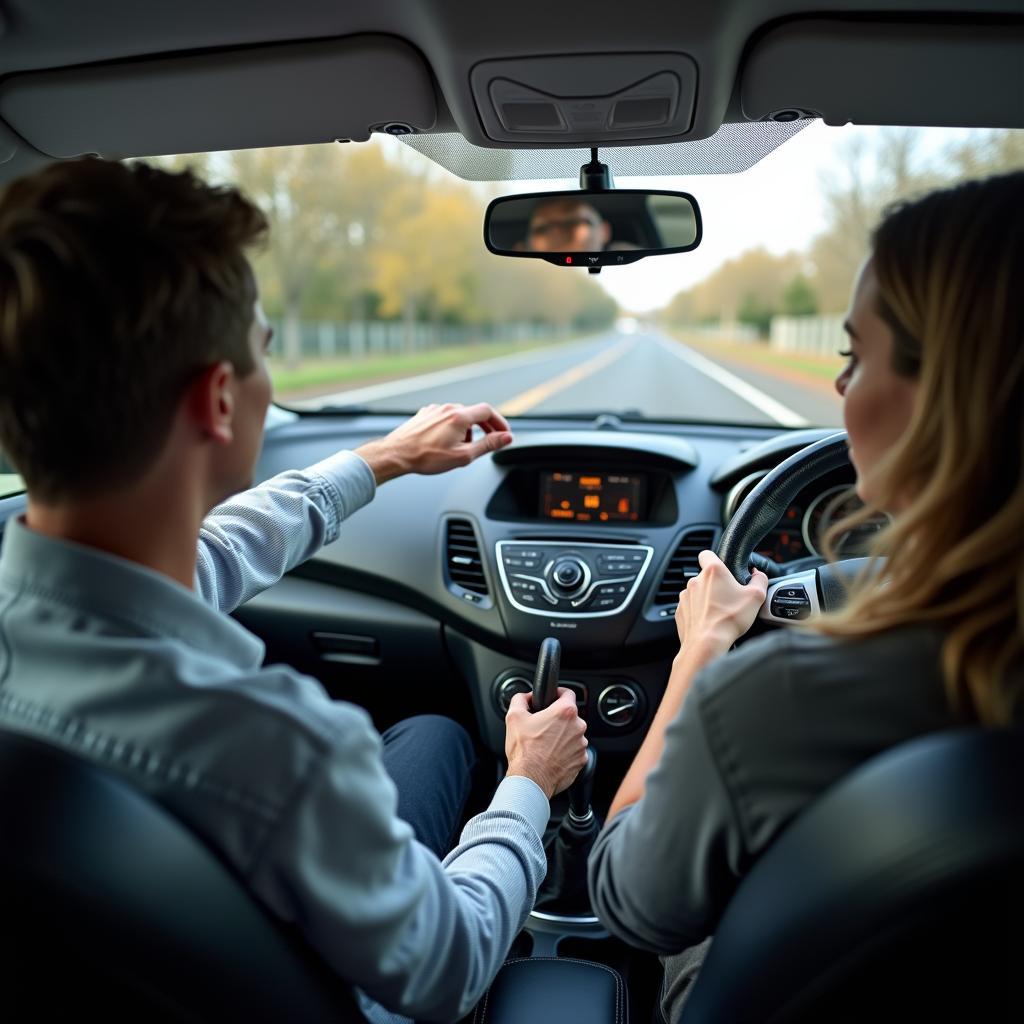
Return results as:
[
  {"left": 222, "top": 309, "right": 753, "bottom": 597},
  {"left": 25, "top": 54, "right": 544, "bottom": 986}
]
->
[
  {"left": 525, "top": 198, "right": 613, "bottom": 252},
  {"left": 490, "top": 191, "right": 695, "bottom": 256}
]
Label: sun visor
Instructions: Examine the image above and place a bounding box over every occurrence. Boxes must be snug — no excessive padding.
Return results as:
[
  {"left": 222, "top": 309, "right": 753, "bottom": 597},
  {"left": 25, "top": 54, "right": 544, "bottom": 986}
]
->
[
  {"left": 0, "top": 35, "right": 438, "bottom": 159},
  {"left": 741, "top": 19, "right": 1024, "bottom": 128}
]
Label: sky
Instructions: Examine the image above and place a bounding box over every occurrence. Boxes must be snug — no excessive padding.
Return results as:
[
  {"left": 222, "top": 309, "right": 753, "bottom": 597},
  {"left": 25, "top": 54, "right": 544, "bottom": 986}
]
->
[{"left": 450, "top": 123, "right": 992, "bottom": 314}]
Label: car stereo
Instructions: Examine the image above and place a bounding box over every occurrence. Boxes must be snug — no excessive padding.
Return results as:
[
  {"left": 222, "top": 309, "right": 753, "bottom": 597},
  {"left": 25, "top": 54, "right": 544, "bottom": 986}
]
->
[{"left": 495, "top": 540, "right": 654, "bottom": 617}]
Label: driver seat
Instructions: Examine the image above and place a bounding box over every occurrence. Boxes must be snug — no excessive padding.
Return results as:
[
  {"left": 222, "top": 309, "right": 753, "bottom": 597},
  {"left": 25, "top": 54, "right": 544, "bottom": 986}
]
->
[
  {"left": 0, "top": 726, "right": 369, "bottom": 1023},
  {"left": 682, "top": 727, "right": 1024, "bottom": 1022}
]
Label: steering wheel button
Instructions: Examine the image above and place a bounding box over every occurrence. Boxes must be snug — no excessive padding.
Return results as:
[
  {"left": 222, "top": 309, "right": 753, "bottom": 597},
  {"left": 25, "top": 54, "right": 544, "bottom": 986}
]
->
[
  {"left": 777, "top": 586, "right": 808, "bottom": 600},
  {"left": 773, "top": 603, "right": 810, "bottom": 620}
]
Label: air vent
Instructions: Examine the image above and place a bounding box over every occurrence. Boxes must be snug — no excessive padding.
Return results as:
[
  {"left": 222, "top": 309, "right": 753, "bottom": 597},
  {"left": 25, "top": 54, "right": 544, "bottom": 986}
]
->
[
  {"left": 446, "top": 519, "right": 488, "bottom": 596},
  {"left": 655, "top": 529, "right": 716, "bottom": 604}
]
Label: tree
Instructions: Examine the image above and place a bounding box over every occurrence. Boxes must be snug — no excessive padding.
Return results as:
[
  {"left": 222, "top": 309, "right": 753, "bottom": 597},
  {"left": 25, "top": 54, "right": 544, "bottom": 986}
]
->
[
  {"left": 781, "top": 274, "right": 818, "bottom": 316},
  {"left": 659, "top": 248, "right": 803, "bottom": 332},
  {"left": 737, "top": 292, "right": 774, "bottom": 336},
  {"left": 224, "top": 145, "right": 345, "bottom": 367},
  {"left": 155, "top": 140, "right": 621, "bottom": 349},
  {"left": 370, "top": 179, "right": 481, "bottom": 345},
  {"left": 808, "top": 127, "right": 1021, "bottom": 312}
]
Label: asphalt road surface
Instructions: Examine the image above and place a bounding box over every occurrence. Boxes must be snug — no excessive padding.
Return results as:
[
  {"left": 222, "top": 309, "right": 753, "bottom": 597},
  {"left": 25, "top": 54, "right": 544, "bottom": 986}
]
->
[{"left": 299, "top": 329, "right": 844, "bottom": 428}]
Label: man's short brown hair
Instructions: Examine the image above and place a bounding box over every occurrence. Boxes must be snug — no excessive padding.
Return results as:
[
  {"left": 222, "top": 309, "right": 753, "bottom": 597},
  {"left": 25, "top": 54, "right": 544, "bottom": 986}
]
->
[{"left": 0, "top": 158, "right": 268, "bottom": 502}]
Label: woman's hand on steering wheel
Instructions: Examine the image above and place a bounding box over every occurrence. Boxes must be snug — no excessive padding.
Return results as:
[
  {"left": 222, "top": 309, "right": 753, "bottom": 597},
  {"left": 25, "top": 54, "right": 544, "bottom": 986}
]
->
[{"left": 676, "top": 550, "right": 769, "bottom": 659}]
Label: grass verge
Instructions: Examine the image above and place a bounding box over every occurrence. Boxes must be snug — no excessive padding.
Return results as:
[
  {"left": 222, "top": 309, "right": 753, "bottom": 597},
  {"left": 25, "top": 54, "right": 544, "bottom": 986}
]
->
[
  {"left": 672, "top": 333, "right": 844, "bottom": 384},
  {"left": 270, "top": 337, "right": 578, "bottom": 400}
]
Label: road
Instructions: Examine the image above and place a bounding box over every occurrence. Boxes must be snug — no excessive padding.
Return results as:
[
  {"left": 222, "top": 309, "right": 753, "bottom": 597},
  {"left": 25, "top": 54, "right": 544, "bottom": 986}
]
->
[{"left": 297, "top": 329, "right": 843, "bottom": 428}]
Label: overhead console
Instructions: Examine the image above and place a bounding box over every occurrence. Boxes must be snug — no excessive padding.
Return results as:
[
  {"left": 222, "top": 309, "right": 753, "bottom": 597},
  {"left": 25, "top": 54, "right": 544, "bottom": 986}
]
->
[
  {"left": 741, "top": 18, "right": 1024, "bottom": 128},
  {"left": 470, "top": 53, "right": 698, "bottom": 145}
]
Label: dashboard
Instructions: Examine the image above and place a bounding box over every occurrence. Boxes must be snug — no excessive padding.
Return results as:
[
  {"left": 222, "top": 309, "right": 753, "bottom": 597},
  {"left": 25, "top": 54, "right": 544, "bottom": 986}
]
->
[
  {"left": 0, "top": 415, "right": 875, "bottom": 761},
  {"left": 226, "top": 414, "right": 870, "bottom": 759}
]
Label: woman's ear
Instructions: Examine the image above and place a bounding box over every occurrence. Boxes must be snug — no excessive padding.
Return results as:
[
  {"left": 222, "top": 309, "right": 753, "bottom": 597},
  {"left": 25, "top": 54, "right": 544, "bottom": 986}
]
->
[{"left": 187, "top": 361, "right": 236, "bottom": 445}]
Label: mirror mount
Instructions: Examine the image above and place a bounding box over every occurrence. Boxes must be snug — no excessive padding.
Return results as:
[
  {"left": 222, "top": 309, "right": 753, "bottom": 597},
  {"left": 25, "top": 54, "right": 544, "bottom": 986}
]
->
[{"left": 579, "top": 147, "right": 614, "bottom": 192}]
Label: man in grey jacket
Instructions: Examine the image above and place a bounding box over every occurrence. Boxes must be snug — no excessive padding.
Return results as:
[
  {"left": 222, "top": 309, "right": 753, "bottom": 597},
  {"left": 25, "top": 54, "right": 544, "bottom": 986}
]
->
[{"left": 0, "top": 158, "right": 588, "bottom": 1022}]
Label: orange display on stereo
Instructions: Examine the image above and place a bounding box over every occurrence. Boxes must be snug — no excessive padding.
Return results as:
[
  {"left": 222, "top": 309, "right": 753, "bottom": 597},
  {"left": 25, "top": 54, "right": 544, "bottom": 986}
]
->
[{"left": 540, "top": 471, "right": 646, "bottom": 522}]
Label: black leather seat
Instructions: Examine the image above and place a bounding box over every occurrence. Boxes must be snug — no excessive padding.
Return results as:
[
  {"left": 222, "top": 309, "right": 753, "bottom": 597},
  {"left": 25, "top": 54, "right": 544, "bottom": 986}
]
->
[
  {"left": 0, "top": 725, "right": 627, "bottom": 1024},
  {"left": 0, "top": 727, "right": 368, "bottom": 1023},
  {"left": 4, "top": 724, "right": 1022, "bottom": 1023},
  {"left": 682, "top": 727, "right": 1024, "bottom": 1022}
]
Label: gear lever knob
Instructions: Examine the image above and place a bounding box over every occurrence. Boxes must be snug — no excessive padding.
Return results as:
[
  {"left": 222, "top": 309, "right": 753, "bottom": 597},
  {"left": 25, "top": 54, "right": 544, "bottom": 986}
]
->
[{"left": 531, "top": 637, "right": 560, "bottom": 712}]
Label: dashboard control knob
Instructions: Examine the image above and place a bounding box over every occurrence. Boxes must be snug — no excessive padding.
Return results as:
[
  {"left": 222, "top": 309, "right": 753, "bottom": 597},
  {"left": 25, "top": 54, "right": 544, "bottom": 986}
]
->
[
  {"left": 597, "top": 683, "right": 640, "bottom": 727},
  {"left": 495, "top": 675, "right": 533, "bottom": 714},
  {"left": 552, "top": 558, "right": 585, "bottom": 592}
]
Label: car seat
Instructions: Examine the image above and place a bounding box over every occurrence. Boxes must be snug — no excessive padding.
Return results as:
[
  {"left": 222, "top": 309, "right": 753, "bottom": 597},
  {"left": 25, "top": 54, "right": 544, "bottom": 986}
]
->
[
  {"left": 681, "top": 727, "right": 1024, "bottom": 1022},
  {"left": 0, "top": 726, "right": 368, "bottom": 1023}
]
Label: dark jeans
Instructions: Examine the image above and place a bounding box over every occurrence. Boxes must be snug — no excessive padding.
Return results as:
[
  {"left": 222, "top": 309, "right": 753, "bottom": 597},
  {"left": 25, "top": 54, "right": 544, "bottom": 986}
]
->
[{"left": 380, "top": 715, "right": 476, "bottom": 859}]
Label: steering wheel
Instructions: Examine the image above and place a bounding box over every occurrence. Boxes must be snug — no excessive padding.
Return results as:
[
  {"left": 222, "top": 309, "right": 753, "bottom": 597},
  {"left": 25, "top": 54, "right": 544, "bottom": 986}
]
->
[{"left": 717, "top": 432, "right": 873, "bottom": 624}]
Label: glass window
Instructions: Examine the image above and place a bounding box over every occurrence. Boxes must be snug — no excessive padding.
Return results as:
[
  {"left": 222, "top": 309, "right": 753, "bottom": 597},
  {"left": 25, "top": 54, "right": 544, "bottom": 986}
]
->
[{"left": 151, "top": 126, "right": 1021, "bottom": 428}]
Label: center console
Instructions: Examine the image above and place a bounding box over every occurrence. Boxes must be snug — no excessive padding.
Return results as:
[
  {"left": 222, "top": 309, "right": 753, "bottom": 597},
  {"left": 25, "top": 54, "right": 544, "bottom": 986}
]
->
[
  {"left": 496, "top": 540, "right": 653, "bottom": 616},
  {"left": 472, "top": 956, "right": 628, "bottom": 1024}
]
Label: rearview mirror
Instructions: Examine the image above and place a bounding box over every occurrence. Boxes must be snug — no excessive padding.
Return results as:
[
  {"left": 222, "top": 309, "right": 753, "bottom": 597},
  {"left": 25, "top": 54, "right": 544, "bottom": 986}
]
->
[{"left": 484, "top": 189, "right": 701, "bottom": 268}]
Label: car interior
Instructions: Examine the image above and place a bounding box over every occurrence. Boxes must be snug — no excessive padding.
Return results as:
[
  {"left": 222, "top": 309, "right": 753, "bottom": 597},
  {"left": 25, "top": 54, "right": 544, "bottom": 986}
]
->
[{"left": 1, "top": 2, "right": 1022, "bottom": 1022}]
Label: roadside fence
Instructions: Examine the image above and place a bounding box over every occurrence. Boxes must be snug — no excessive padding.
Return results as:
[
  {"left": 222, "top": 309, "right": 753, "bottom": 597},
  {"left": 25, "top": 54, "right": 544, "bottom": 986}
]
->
[
  {"left": 770, "top": 314, "right": 846, "bottom": 357},
  {"left": 267, "top": 319, "right": 569, "bottom": 361}
]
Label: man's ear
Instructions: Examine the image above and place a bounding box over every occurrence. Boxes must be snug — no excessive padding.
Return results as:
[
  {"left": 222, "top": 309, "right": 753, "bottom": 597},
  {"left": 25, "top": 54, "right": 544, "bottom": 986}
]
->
[{"left": 187, "top": 361, "right": 236, "bottom": 445}]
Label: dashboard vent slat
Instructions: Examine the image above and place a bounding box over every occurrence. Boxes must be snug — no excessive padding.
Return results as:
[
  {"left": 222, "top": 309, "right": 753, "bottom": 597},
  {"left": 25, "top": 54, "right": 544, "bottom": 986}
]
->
[
  {"left": 655, "top": 529, "right": 716, "bottom": 604},
  {"left": 446, "top": 519, "right": 489, "bottom": 596}
]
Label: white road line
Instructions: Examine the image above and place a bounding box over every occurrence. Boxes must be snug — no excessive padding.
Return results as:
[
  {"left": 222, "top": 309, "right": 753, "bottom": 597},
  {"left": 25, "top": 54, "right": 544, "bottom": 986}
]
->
[
  {"left": 288, "top": 335, "right": 613, "bottom": 408},
  {"left": 499, "top": 337, "right": 638, "bottom": 415},
  {"left": 654, "top": 334, "right": 808, "bottom": 427}
]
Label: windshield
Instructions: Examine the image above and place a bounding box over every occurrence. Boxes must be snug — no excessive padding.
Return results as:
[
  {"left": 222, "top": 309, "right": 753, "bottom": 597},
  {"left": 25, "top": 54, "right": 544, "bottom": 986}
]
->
[{"left": 158, "top": 125, "right": 1022, "bottom": 428}]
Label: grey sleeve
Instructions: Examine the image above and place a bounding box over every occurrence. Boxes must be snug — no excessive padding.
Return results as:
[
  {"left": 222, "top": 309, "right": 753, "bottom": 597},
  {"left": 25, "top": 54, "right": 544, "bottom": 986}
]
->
[
  {"left": 588, "top": 690, "right": 745, "bottom": 953},
  {"left": 248, "top": 705, "right": 549, "bottom": 1022},
  {"left": 194, "top": 451, "right": 376, "bottom": 612},
  {"left": 588, "top": 636, "right": 794, "bottom": 954}
]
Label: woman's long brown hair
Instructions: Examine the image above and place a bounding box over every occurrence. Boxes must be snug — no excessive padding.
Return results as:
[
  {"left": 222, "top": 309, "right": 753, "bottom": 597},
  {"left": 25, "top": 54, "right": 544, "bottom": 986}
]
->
[{"left": 810, "top": 170, "right": 1024, "bottom": 725}]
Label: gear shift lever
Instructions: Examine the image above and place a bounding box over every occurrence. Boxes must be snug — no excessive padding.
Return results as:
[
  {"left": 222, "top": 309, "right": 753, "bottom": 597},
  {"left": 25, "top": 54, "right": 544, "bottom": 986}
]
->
[
  {"left": 568, "top": 748, "right": 597, "bottom": 825},
  {"left": 529, "top": 637, "right": 601, "bottom": 915},
  {"left": 532, "top": 637, "right": 598, "bottom": 825}
]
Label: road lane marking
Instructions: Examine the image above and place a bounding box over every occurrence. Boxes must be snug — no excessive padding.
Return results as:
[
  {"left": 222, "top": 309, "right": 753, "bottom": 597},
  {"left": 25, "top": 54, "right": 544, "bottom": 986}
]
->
[
  {"left": 654, "top": 334, "right": 808, "bottom": 427},
  {"left": 498, "top": 337, "right": 639, "bottom": 415},
  {"left": 289, "top": 335, "right": 613, "bottom": 408}
]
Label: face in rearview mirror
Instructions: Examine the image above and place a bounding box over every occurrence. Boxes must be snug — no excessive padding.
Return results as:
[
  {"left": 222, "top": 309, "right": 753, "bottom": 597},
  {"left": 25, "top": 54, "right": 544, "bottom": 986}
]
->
[{"left": 484, "top": 189, "right": 701, "bottom": 267}]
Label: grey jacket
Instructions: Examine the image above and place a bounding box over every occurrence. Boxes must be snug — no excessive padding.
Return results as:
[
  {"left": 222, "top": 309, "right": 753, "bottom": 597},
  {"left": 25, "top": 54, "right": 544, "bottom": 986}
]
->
[
  {"left": 0, "top": 451, "right": 549, "bottom": 1024},
  {"left": 588, "top": 624, "right": 955, "bottom": 1021}
]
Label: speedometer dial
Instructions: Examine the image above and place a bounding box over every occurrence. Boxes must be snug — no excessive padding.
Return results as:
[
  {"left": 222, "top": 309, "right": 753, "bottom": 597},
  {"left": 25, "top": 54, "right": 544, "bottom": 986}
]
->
[
  {"left": 802, "top": 486, "right": 890, "bottom": 558},
  {"left": 755, "top": 503, "right": 809, "bottom": 563}
]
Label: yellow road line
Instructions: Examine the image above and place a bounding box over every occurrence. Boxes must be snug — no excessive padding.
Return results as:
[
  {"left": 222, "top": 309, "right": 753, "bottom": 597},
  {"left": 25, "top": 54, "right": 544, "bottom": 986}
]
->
[{"left": 498, "top": 338, "right": 638, "bottom": 416}]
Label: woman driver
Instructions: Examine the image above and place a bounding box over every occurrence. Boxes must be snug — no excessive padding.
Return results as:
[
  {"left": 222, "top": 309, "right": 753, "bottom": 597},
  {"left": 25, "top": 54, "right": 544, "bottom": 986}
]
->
[{"left": 587, "top": 170, "right": 1023, "bottom": 1022}]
